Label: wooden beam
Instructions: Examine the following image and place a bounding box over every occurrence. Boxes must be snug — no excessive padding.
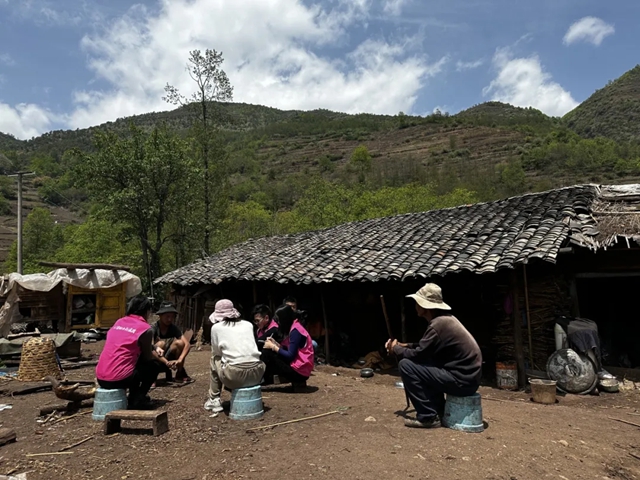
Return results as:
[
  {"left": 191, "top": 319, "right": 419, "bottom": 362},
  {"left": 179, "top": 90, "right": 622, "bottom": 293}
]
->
[
  {"left": 400, "top": 298, "right": 407, "bottom": 343},
  {"left": 0, "top": 428, "right": 16, "bottom": 447},
  {"left": 569, "top": 277, "right": 581, "bottom": 317},
  {"left": 510, "top": 270, "right": 526, "bottom": 388},
  {"left": 522, "top": 265, "right": 534, "bottom": 370},
  {"left": 39, "top": 262, "right": 131, "bottom": 272},
  {"left": 320, "top": 286, "right": 330, "bottom": 365}
]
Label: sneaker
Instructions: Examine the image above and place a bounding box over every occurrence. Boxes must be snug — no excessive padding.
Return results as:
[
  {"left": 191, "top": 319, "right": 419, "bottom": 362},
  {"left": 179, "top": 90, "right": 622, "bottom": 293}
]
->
[
  {"left": 404, "top": 416, "right": 441, "bottom": 429},
  {"left": 204, "top": 397, "right": 223, "bottom": 413}
]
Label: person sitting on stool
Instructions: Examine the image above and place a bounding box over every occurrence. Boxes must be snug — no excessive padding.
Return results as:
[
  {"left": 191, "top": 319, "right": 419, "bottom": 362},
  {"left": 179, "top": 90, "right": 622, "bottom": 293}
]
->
[
  {"left": 96, "top": 296, "right": 162, "bottom": 409},
  {"left": 204, "top": 300, "right": 266, "bottom": 413},
  {"left": 262, "top": 305, "right": 314, "bottom": 387},
  {"left": 151, "top": 301, "right": 192, "bottom": 383},
  {"left": 386, "top": 283, "right": 482, "bottom": 429}
]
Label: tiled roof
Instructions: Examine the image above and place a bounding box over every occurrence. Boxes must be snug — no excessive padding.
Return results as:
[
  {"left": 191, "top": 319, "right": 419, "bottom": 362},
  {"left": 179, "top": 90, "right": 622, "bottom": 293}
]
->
[{"left": 156, "top": 185, "right": 604, "bottom": 286}]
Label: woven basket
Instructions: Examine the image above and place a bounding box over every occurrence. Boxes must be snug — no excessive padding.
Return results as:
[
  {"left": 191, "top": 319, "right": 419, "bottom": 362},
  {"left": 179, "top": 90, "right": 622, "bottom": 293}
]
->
[{"left": 18, "top": 337, "right": 63, "bottom": 382}]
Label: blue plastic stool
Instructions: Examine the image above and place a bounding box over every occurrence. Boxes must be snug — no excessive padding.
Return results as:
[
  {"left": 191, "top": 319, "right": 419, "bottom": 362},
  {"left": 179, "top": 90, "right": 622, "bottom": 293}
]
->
[
  {"left": 229, "top": 385, "right": 264, "bottom": 421},
  {"left": 92, "top": 388, "right": 127, "bottom": 421},
  {"left": 442, "top": 393, "right": 484, "bottom": 433}
]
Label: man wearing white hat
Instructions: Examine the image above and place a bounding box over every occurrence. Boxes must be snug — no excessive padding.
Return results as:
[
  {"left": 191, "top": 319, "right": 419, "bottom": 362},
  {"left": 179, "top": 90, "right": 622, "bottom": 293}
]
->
[{"left": 386, "top": 283, "right": 482, "bottom": 428}]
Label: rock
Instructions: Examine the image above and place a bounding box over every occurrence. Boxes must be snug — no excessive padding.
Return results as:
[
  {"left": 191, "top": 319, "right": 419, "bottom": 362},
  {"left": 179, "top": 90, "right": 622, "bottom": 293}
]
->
[
  {"left": 365, "top": 416, "right": 376, "bottom": 422},
  {"left": 559, "top": 440, "right": 569, "bottom": 447}
]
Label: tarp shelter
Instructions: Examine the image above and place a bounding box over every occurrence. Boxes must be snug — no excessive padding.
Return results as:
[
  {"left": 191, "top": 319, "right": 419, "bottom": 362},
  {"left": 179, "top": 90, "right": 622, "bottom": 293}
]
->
[{"left": 0, "top": 267, "right": 142, "bottom": 336}]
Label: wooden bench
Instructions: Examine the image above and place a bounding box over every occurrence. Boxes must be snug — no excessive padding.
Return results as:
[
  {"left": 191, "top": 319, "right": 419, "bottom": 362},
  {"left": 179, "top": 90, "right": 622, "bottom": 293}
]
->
[{"left": 104, "top": 410, "right": 169, "bottom": 436}]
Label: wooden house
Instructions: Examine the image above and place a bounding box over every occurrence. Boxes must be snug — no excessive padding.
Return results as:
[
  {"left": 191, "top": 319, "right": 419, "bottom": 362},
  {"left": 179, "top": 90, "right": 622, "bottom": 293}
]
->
[{"left": 155, "top": 184, "right": 640, "bottom": 385}]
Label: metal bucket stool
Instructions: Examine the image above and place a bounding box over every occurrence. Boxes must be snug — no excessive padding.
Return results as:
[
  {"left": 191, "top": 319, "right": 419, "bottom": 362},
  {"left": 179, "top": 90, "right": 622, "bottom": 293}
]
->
[
  {"left": 442, "top": 393, "right": 484, "bottom": 433},
  {"left": 92, "top": 388, "right": 128, "bottom": 421},
  {"left": 229, "top": 385, "right": 264, "bottom": 421}
]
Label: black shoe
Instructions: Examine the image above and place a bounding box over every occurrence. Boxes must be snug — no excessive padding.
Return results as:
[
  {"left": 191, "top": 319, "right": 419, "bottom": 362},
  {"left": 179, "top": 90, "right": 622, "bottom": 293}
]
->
[
  {"left": 404, "top": 416, "right": 441, "bottom": 429},
  {"left": 128, "top": 395, "right": 153, "bottom": 410}
]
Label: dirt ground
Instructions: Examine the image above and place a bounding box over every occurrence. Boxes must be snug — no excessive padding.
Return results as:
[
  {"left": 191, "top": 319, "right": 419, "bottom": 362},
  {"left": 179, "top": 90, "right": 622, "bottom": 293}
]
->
[{"left": 0, "top": 343, "right": 639, "bottom": 480}]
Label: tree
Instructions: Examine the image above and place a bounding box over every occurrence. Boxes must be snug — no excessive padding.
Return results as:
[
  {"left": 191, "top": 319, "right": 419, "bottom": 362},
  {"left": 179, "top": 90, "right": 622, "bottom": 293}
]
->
[
  {"left": 163, "top": 49, "right": 233, "bottom": 254},
  {"left": 350, "top": 145, "right": 372, "bottom": 183},
  {"left": 78, "top": 125, "right": 195, "bottom": 287},
  {"left": 55, "top": 216, "right": 141, "bottom": 270},
  {"left": 4, "top": 208, "right": 64, "bottom": 274}
]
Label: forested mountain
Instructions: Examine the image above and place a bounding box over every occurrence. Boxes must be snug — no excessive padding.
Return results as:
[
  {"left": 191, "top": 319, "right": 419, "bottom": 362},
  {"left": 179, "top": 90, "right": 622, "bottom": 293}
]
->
[
  {"left": 1, "top": 65, "right": 640, "bottom": 284},
  {"left": 564, "top": 65, "right": 640, "bottom": 142}
]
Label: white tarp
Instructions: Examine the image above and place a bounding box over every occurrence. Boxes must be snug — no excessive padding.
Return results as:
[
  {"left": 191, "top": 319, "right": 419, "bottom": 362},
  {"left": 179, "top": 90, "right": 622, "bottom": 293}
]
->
[
  {"left": 0, "top": 269, "right": 142, "bottom": 337},
  {"left": 0, "top": 269, "right": 142, "bottom": 298}
]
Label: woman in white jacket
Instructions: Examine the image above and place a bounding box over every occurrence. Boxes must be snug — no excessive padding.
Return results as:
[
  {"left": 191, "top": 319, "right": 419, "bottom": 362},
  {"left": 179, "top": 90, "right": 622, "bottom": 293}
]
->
[{"left": 204, "top": 299, "right": 266, "bottom": 413}]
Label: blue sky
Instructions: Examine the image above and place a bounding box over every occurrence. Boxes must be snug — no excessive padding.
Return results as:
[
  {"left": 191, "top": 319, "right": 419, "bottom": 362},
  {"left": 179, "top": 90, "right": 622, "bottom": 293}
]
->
[{"left": 0, "top": 0, "right": 635, "bottom": 139}]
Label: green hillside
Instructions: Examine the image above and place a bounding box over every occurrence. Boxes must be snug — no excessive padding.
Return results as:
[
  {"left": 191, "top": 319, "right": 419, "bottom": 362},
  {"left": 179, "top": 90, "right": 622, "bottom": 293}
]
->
[
  {"left": 2, "top": 65, "right": 640, "bottom": 283},
  {"left": 564, "top": 65, "right": 640, "bottom": 142}
]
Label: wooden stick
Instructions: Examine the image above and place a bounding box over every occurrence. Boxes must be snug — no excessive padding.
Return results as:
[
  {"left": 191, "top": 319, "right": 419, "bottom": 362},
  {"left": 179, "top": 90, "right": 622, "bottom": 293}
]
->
[
  {"left": 39, "top": 261, "right": 131, "bottom": 272},
  {"left": 630, "top": 452, "right": 640, "bottom": 461},
  {"left": 247, "top": 410, "right": 341, "bottom": 431},
  {"left": 628, "top": 412, "right": 640, "bottom": 417},
  {"left": 59, "top": 435, "right": 94, "bottom": 452},
  {"left": 609, "top": 417, "right": 640, "bottom": 428},
  {"left": 40, "top": 399, "right": 93, "bottom": 416},
  {"left": 50, "top": 409, "right": 93, "bottom": 425},
  {"left": 26, "top": 452, "right": 74, "bottom": 457},
  {"left": 380, "top": 295, "right": 393, "bottom": 339},
  {"left": 321, "top": 288, "right": 330, "bottom": 364},
  {"left": 483, "top": 396, "right": 526, "bottom": 405},
  {"left": 400, "top": 299, "right": 406, "bottom": 344}
]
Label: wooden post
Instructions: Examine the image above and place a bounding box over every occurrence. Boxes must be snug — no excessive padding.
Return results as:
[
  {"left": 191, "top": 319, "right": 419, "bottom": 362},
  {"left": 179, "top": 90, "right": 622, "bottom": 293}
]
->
[
  {"left": 320, "top": 286, "right": 330, "bottom": 364},
  {"left": 510, "top": 269, "right": 526, "bottom": 388},
  {"left": 522, "top": 265, "right": 534, "bottom": 369},
  {"left": 400, "top": 298, "right": 407, "bottom": 343},
  {"left": 569, "top": 277, "right": 581, "bottom": 317}
]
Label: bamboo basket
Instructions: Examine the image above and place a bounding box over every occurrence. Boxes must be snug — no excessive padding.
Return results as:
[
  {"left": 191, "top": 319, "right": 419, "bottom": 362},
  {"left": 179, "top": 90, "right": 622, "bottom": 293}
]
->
[{"left": 17, "top": 337, "right": 63, "bottom": 382}]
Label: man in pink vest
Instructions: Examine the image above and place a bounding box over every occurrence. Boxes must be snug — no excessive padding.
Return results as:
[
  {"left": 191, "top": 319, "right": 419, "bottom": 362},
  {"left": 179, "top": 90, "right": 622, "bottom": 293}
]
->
[{"left": 96, "top": 296, "right": 164, "bottom": 409}]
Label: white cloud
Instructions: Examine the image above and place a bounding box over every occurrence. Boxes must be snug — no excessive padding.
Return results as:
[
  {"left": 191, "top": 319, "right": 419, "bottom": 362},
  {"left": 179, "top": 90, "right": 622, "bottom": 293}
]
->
[
  {"left": 456, "top": 59, "right": 483, "bottom": 72},
  {"left": 3, "top": 0, "right": 101, "bottom": 27},
  {"left": 383, "top": 0, "right": 408, "bottom": 16},
  {"left": 0, "top": 54, "right": 15, "bottom": 67},
  {"left": 0, "top": 102, "right": 55, "bottom": 139},
  {"left": 483, "top": 47, "right": 578, "bottom": 117},
  {"left": 563, "top": 16, "right": 614, "bottom": 46},
  {"left": 66, "top": 0, "right": 443, "bottom": 129}
]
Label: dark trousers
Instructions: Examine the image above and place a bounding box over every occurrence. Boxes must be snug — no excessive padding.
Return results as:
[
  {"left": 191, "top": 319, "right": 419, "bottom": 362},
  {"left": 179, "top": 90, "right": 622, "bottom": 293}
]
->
[
  {"left": 98, "top": 358, "right": 161, "bottom": 403},
  {"left": 399, "top": 358, "right": 478, "bottom": 422},
  {"left": 261, "top": 350, "right": 308, "bottom": 384}
]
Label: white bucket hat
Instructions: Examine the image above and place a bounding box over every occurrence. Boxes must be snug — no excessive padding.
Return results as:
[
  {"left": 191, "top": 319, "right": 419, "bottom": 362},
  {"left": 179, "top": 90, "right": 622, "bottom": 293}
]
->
[{"left": 406, "top": 283, "right": 451, "bottom": 310}]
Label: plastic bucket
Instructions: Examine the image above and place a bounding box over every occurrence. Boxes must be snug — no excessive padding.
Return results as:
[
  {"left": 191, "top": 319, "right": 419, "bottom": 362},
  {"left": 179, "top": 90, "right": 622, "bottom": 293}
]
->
[
  {"left": 529, "top": 379, "right": 557, "bottom": 404},
  {"left": 229, "top": 385, "right": 264, "bottom": 421},
  {"left": 92, "top": 388, "right": 127, "bottom": 421},
  {"left": 496, "top": 362, "right": 518, "bottom": 390},
  {"left": 442, "top": 393, "right": 484, "bottom": 433}
]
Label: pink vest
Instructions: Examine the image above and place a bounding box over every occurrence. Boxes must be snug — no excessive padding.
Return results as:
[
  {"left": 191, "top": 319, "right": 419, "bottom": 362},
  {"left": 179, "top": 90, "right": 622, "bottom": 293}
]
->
[
  {"left": 282, "top": 320, "right": 314, "bottom": 378},
  {"left": 96, "top": 315, "right": 149, "bottom": 382},
  {"left": 257, "top": 319, "right": 279, "bottom": 339}
]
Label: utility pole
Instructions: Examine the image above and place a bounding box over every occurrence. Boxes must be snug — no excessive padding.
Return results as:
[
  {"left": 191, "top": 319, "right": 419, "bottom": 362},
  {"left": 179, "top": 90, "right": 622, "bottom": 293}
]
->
[{"left": 8, "top": 172, "right": 35, "bottom": 274}]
